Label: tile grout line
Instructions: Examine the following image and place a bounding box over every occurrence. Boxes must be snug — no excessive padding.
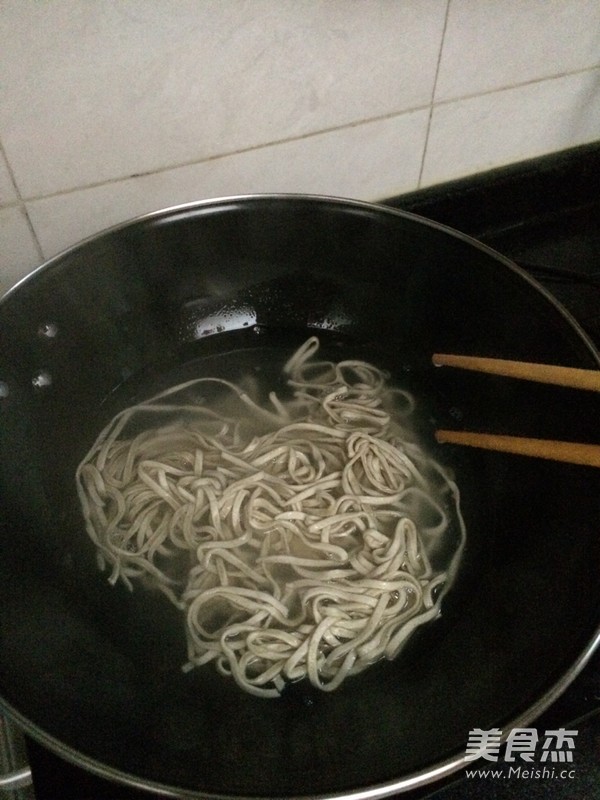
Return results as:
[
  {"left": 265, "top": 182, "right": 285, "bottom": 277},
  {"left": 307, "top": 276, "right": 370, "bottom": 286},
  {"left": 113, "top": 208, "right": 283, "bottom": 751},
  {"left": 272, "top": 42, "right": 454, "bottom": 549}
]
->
[
  {"left": 0, "top": 139, "right": 44, "bottom": 262},
  {"left": 435, "top": 61, "right": 600, "bottom": 107},
  {"left": 417, "top": 0, "right": 451, "bottom": 189},
  {"left": 5, "top": 62, "right": 599, "bottom": 208},
  {"left": 15, "top": 104, "right": 432, "bottom": 205}
]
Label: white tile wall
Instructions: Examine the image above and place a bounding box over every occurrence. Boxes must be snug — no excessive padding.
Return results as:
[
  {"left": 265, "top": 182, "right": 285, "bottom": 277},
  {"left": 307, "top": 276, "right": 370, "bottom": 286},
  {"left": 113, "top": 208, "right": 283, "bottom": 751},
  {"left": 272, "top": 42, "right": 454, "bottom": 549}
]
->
[
  {"left": 0, "top": 0, "right": 446, "bottom": 197},
  {"left": 422, "top": 68, "right": 600, "bottom": 186},
  {"left": 435, "top": 0, "right": 600, "bottom": 101},
  {"left": 0, "top": 206, "right": 42, "bottom": 294},
  {"left": 1, "top": 0, "right": 599, "bottom": 291}
]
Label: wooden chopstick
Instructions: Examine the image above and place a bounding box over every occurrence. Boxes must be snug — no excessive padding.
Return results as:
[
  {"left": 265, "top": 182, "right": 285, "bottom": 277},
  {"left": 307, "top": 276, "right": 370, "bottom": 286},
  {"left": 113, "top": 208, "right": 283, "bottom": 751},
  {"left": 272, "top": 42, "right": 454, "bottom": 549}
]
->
[
  {"left": 432, "top": 353, "right": 600, "bottom": 392},
  {"left": 432, "top": 354, "right": 600, "bottom": 466},
  {"left": 435, "top": 431, "right": 600, "bottom": 468}
]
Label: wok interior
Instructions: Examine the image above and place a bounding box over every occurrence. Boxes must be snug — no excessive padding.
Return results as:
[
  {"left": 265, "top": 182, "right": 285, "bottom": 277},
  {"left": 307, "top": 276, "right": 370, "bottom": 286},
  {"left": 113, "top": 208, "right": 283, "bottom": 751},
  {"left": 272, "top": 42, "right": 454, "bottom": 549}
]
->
[{"left": 0, "top": 197, "right": 599, "bottom": 797}]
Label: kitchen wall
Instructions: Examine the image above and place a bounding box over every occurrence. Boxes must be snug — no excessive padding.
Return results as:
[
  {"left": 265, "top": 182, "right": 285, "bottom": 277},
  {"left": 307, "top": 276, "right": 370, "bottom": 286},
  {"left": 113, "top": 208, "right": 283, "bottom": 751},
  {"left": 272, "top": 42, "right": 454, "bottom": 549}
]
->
[{"left": 1, "top": 0, "right": 599, "bottom": 293}]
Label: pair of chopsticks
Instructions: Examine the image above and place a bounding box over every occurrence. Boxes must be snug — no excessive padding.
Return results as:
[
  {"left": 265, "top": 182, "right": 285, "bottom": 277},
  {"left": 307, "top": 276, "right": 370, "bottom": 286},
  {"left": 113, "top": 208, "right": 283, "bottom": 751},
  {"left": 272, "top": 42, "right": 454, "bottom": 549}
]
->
[{"left": 432, "top": 353, "right": 600, "bottom": 468}]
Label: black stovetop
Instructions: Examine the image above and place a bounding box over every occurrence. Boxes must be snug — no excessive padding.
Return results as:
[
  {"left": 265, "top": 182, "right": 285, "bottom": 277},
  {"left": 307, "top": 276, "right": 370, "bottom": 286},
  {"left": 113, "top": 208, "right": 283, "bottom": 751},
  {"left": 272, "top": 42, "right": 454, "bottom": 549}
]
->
[{"left": 25, "top": 143, "right": 600, "bottom": 799}]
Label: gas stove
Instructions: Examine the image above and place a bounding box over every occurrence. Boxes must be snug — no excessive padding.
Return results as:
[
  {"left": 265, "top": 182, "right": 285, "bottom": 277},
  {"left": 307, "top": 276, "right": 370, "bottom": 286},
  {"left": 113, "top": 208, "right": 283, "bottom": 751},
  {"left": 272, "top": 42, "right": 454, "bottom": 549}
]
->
[{"left": 3, "top": 142, "right": 600, "bottom": 800}]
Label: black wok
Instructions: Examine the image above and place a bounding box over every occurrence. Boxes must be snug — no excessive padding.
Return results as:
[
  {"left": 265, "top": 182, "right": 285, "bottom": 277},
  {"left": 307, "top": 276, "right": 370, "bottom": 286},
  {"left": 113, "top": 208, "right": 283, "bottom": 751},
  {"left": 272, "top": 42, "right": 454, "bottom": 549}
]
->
[{"left": 0, "top": 195, "right": 599, "bottom": 798}]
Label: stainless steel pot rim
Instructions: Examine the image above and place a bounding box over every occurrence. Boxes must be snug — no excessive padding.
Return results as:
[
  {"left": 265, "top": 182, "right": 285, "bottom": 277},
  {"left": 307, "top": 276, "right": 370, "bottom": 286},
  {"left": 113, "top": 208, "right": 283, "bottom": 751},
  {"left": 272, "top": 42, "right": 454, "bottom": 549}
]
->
[{"left": 0, "top": 765, "right": 32, "bottom": 791}]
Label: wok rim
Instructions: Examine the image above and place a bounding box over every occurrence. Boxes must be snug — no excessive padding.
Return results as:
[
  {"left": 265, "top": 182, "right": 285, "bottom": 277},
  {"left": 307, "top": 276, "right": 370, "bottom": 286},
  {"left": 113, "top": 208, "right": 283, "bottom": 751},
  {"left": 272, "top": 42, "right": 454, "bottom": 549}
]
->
[
  {"left": 4, "top": 191, "right": 600, "bottom": 374},
  {"left": 1, "top": 192, "right": 599, "bottom": 799},
  {"left": 2, "top": 627, "right": 599, "bottom": 799}
]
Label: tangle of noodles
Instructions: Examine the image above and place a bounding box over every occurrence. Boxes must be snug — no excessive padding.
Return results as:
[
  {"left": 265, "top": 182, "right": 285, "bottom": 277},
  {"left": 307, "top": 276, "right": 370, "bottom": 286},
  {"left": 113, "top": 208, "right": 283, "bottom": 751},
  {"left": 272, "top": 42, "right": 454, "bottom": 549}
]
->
[{"left": 76, "top": 337, "right": 466, "bottom": 697}]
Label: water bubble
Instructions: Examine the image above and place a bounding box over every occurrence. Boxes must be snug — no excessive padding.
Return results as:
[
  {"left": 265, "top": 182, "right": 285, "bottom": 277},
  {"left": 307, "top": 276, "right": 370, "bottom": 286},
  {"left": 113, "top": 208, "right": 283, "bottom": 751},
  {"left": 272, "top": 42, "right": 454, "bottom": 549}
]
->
[
  {"left": 32, "top": 370, "right": 52, "bottom": 390},
  {"left": 0, "top": 381, "right": 9, "bottom": 399},
  {"left": 37, "top": 322, "right": 58, "bottom": 339}
]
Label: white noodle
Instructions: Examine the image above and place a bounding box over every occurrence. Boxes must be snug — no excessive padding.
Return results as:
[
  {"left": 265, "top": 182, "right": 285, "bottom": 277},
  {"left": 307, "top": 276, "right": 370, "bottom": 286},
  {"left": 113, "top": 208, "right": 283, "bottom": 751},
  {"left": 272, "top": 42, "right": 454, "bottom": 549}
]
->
[{"left": 76, "top": 337, "right": 466, "bottom": 697}]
